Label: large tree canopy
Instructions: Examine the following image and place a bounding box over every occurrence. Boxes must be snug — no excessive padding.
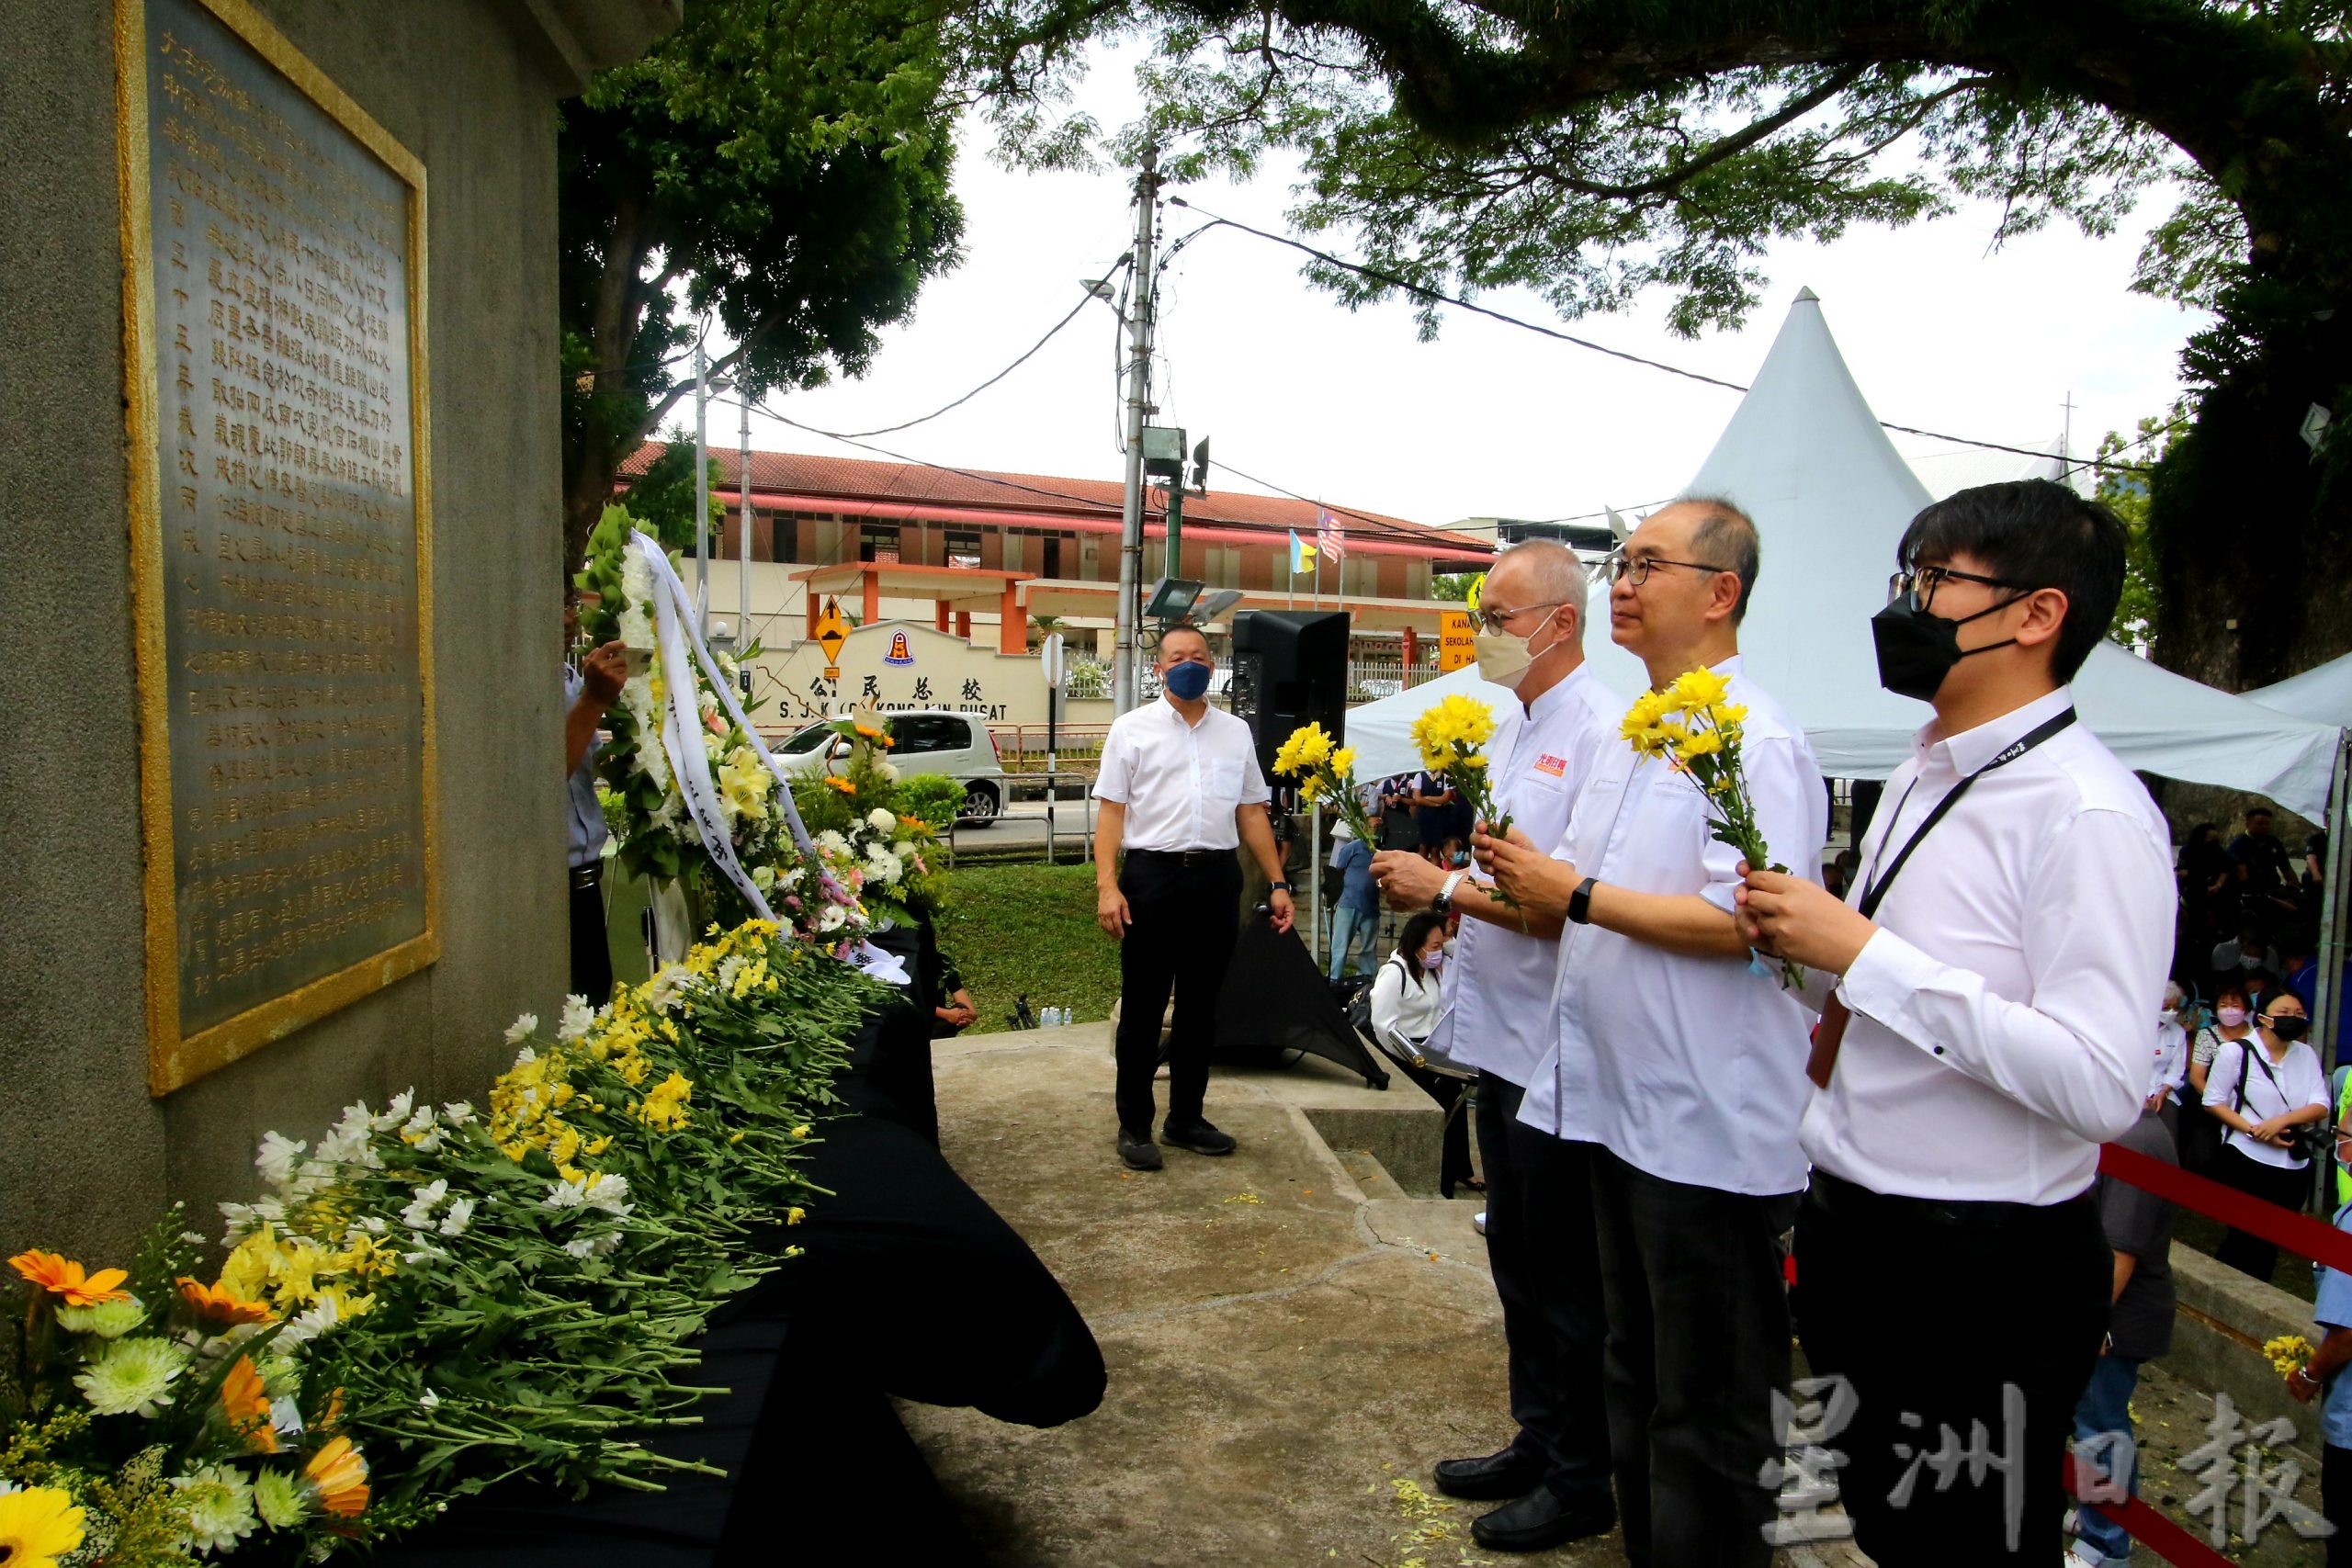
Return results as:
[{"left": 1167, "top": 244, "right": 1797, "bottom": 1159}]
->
[
  {"left": 559, "top": 0, "right": 970, "bottom": 573},
  {"left": 1020, "top": 0, "right": 2352, "bottom": 686}
]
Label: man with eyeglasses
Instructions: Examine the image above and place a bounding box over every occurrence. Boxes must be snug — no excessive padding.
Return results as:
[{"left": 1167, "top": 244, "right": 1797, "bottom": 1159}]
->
[
  {"left": 1369, "top": 540, "right": 1622, "bottom": 1552},
  {"left": 1483, "top": 497, "right": 1826, "bottom": 1568},
  {"left": 1733, "top": 480, "right": 2172, "bottom": 1562}
]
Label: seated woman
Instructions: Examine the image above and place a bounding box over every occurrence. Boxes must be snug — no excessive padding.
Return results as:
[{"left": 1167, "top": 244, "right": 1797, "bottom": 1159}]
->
[{"left": 1368, "top": 910, "right": 1478, "bottom": 1198}]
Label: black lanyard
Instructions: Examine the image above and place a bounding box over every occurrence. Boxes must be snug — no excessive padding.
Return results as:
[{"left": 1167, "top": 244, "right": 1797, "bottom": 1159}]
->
[{"left": 1857, "top": 707, "right": 2077, "bottom": 919}]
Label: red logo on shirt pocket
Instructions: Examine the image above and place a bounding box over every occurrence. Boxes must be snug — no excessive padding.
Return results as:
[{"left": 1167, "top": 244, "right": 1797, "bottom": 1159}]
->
[{"left": 1534, "top": 754, "right": 1567, "bottom": 776}]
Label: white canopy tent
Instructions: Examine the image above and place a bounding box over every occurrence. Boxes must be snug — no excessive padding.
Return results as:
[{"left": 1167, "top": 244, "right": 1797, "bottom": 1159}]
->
[
  {"left": 2248, "top": 653, "right": 2352, "bottom": 730},
  {"left": 1345, "top": 288, "right": 2343, "bottom": 820}
]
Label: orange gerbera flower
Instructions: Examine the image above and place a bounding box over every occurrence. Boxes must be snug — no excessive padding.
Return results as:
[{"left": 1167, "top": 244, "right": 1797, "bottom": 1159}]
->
[
  {"left": 304, "top": 1436, "right": 369, "bottom": 1517},
  {"left": 822, "top": 775, "right": 857, "bottom": 795},
  {"left": 219, "top": 1355, "right": 278, "bottom": 1452},
  {"left": 8, "top": 1251, "right": 130, "bottom": 1307},
  {"left": 176, "top": 1276, "right": 272, "bottom": 1326}
]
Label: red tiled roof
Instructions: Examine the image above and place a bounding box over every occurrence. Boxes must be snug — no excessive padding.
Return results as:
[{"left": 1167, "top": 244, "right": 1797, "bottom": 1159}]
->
[{"left": 617, "top": 442, "right": 1456, "bottom": 547}]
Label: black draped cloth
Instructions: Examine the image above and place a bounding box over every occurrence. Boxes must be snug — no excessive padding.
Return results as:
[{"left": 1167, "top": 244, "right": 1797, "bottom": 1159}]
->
[
  {"left": 1211, "top": 912, "right": 1390, "bottom": 1088},
  {"left": 372, "top": 944, "right": 1103, "bottom": 1565}
]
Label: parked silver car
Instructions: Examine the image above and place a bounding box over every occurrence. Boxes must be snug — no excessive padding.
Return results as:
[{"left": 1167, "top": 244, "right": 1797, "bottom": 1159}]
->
[{"left": 773, "top": 709, "right": 1007, "bottom": 825}]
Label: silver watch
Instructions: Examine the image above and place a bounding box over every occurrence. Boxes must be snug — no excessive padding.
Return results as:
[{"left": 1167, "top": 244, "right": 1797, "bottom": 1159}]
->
[{"left": 1432, "top": 870, "right": 1466, "bottom": 914}]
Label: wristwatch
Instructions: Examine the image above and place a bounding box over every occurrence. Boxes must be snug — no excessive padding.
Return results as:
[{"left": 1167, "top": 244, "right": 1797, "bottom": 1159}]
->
[
  {"left": 1432, "top": 870, "right": 1466, "bottom": 915},
  {"left": 1270, "top": 881, "right": 1295, "bottom": 894},
  {"left": 1568, "top": 875, "right": 1600, "bottom": 925}
]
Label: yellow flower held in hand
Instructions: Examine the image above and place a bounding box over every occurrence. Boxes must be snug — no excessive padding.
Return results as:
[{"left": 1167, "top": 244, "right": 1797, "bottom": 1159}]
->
[{"left": 0, "top": 1486, "right": 85, "bottom": 1568}]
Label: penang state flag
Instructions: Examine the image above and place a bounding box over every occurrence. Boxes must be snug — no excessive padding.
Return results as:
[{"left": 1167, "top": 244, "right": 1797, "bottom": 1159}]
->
[
  {"left": 1317, "top": 506, "right": 1344, "bottom": 562},
  {"left": 1290, "top": 530, "right": 1316, "bottom": 573}
]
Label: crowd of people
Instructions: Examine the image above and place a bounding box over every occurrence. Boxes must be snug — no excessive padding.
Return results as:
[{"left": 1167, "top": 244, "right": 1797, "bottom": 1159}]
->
[{"left": 1088, "top": 478, "right": 2346, "bottom": 1567}]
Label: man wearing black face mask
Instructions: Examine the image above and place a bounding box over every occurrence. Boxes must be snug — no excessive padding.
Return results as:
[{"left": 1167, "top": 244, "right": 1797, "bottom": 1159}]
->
[
  {"left": 1093, "top": 624, "right": 1295, "bottom": 1171},
  {"left": 1734, "top": 480, "right": 2174, "bottom": 1562}
]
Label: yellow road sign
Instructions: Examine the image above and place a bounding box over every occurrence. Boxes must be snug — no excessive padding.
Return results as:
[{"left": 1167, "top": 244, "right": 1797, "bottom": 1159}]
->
[
  {"left": 813, "top": 594, "right": 850, "bottom": 678},
  {"left": 1438, "top": 610, "right": 1476, "bottom": 673}
]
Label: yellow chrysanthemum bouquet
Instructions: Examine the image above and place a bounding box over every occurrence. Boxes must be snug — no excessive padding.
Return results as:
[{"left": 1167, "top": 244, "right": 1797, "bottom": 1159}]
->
[
  {"left": 1622, "top": 667, "right": 1803, "bottom": 987},
  {"left": 1410, "top": 694, "right": 1514, "bottom": 845},
  {"left": 1272, "top": 721, "right": 1377, "bottom": 846}
]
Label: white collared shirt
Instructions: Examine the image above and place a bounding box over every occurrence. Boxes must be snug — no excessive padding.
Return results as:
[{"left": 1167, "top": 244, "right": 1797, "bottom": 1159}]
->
[
  {"left": 2151, "top": 1020, "right": 2189, "bottom": 1102},
  {"left": 2204, "top": 1035, "right": 2328, "bottom": 1169},
  {"left": 1425, "top": 664, "right": 1621, "bottom": 1088},
  {"left": 1519, "top": 656, "right": 1829, "bottom": 1195},
  {"left": 1802, "top": 686, "right": 2176, "bottom": 1205},
  {"left": 1092, "top": 698, "right": 1271, "bottom": 852}
]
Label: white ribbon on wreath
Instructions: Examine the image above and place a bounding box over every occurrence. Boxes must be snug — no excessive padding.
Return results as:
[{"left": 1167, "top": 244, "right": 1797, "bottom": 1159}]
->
[{"left": 632, "top": 532, "right": 908, "bottom": 987}]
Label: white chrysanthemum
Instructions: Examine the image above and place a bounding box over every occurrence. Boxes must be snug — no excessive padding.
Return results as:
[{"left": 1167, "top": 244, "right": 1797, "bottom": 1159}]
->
[
  {"left": 504, "top": 1013, "right": 539, "bottom": 1043},
  {"left": 558, "top": 995, "right": 596, "bottom": 1043},
  {"left": 865, "top": 807, "right": 898, "bottom": 835},
  {"left": 254, "top": 1131, "right": 307, "bottom": 1186},
  {"left": 173, "top": 1463, "right": 259, "bottom": 1554},
  {"left": 369, "top": 1089, "right": 414, "bottom": 1133},
  {"left": 441, "top": 1100, "right": 476, "bottom": 1125},
  {"left": 541, "top": 1179, "right": 585, "bottom": 1212},
  {"left": 277, "top": 1297, "right": 342, "bottom": 1349},
  {"left": 813, "top": 829, "right": 852, "bottom": 860},
  {"left": 865, "top": 850, "right": 902, "bottom": 886},
  {"left": 419, "top": 1386, "right": 441, "bottom": 1411},
  {"left": 874, "top": 759, "right": 899, "bottom": 784},
  {"left": 399, "top": 1105, "right": 442, "bottom": 1153},
  {"left": 401, "top": 1242, "right": 446, "bottom": 1266},
  {"left": 75, "top": 1335, "right": 187, "bottom": 1416},
  {"left": 580, "top": 1173, "right": 632, "bottom": 1216},
  {"left": 57, "top": 1294, "right": 146, "bottom": 1339},
  {"left": 400, "top": 1179, "right": 449, "bottom": 1231},
  {"left": 562, "top": 1230, "right": 623, "bottom": 1260},
  {"left": 253, "top": 1466, "right": 309, "bottom": 1529},
  {"left": 438, "top": 1196, "right": 475, "bottom": 1237},
  {"left": 816, "top": 902, "right": 848, "bottom": 932}
]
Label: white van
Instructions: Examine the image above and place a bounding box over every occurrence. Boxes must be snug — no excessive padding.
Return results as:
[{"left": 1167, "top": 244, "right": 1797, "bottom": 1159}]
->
[{"left": 773, "top": 710, "right": 1007, "bottom": 825}]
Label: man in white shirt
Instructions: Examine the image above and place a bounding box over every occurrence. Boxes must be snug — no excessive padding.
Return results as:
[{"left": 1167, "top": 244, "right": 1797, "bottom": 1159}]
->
[
  {"left": 1093, "top": 624, "right": 1295, "bottom": 1172},
  {"left": 1370, "top": 541, "right": 1622, "bottom": 1553},
  {"left": 1485, "top": 498, "right": 1827, "bottom": 1568},
  {"left": 1736, "top": 479, "right": 2172, "bottom": 1562}
]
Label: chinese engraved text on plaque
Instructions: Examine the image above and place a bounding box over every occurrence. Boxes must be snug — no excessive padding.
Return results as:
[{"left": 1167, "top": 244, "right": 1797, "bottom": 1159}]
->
[{"left": 119, "top": 0, "right": 437, "bottom": 1093}]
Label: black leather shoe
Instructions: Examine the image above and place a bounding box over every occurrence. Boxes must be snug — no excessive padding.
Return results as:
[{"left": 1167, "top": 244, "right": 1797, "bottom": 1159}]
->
[
  {"left": 1469, "top": 1486, "right": 1615, "bottom": 1552},
  {"left": 1431, "top": 1448, "right": 1544, "bottom": 1501},
  {"left": 1117, "top": 1129, "right": 1164, "bottom": 1170},
  {"left": 1159, "top": 1117, "right": 1236, "bottom": 1156}
]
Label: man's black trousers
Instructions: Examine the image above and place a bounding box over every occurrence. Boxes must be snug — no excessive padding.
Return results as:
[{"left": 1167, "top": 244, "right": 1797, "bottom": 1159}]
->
[
  {"left": 1113, "top": 849, "right": 1242, "bottom": 1135},
  {"left": 1794, "top": 1170, "right": 2109, "bottom": 1565},
  {"left": 1477, "top": 1075, "right": 1612, "bottom": 1508},
  {"left": 1591, "top": 1145, "right": 1798, "bottom": 1568},
  {"left": 570, "top": 867, "right": 612, "bottom": 1004}
]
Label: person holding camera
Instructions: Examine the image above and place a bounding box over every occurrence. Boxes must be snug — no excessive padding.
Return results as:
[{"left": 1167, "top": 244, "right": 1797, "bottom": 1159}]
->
[{"left": 2202, "top": 989, "right": 2329, "bottom": 1280}]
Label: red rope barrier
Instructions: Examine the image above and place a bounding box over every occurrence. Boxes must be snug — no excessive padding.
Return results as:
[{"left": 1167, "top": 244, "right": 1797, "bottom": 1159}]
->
[
  {"left": 2098, "top": 1141, "right": 2352, "bottom": 1275},
  {"left": 2062, "top": 1454, "right": 2239, "bottom": 1568}
]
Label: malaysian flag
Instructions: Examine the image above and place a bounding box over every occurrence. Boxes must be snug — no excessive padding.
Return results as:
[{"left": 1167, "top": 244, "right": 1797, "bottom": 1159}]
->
[{"left": 1317, "top": 506, "right": 1344, "bottom": 563}]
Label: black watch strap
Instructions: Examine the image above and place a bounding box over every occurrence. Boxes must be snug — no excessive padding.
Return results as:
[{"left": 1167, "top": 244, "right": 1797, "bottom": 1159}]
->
[
  {"left": 1270, "top": 881, "right": 1295, "bottom": 893},
  {"left": 1569, "top": 876, "right": 1600, "bottom": 925}
]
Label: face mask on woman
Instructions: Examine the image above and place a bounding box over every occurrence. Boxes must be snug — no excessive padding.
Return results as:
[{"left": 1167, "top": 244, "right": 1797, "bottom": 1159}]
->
[
  {"left": 2216, "top": 1006, "right": 2248, "bottom": 1028},
  {"left": 1422, "top": 949, "right": 1445, "bottom": 974},
  {"left": 2267, "top": 1014, "right": 2311, "bottom": 1042}
]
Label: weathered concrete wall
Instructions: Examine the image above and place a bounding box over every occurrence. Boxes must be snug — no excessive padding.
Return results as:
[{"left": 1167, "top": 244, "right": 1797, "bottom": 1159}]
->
[
  {"left": 2164, "top": 1242, "right": 2314, "bottom": 1432},
  {"left": 0, "top": 0, "right": 662, "bottom": 1260}
]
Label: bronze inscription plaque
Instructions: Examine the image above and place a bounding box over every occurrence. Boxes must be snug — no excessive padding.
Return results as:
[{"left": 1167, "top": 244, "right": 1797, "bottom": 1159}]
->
[{"left": 119, "top": 0, "right": 436, "bottom": 1093}]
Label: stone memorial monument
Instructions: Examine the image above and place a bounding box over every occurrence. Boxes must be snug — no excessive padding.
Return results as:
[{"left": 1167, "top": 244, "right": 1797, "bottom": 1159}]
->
[{"left": 0, "top": 0, "right": 677, "bottom": 1258}]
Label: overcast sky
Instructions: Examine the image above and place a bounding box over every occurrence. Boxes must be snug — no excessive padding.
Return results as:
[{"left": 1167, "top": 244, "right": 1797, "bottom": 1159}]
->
[{"left": 721, "top": 46, "right": 2206, "bottom": 530}]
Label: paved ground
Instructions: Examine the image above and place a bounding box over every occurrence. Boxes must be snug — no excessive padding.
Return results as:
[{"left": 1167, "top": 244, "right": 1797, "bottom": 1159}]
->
[{"left": 901, "top": 1025, "right": 1872, "bottom": 1567}]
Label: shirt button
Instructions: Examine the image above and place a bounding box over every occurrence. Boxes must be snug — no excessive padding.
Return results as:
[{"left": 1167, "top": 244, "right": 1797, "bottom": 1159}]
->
[{"left": 1933, "top": 1046, "right": 1945, "bottom": 1055}]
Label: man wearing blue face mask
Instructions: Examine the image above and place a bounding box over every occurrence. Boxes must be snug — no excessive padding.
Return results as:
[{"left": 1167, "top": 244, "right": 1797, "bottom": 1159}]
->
[{"left": 1093, "top": 624, "right": 1296, "bottom": 1171}]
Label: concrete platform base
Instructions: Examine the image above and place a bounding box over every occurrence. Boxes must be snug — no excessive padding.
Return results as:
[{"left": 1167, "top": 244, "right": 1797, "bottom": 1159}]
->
[{"left": 903, "top": 1025, "right": 1870, "bottom": 1566}]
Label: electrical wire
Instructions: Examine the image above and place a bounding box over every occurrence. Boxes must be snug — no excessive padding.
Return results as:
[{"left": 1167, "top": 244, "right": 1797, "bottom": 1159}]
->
[
  {"left": 1164, "top": 197, "right": 2155, "bottom": 475},
  {"left": 764, "top": 256, "right": 1131, "bottom": 442}
]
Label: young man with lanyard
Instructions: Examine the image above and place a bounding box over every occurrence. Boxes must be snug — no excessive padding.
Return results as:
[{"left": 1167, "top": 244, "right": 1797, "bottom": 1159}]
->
[
  {"left": 1369, "top": 540, "right": 1622, "bottom": 1553},
  {"left": 1484, "top": 499, "right": 1827, "bottom": 1568},
  {"left": 1736, "top": 479, "right": 2172, "bottom": 1562},
  {"left": 1094, "top": 623, "right": 1295, "bottom": 1172}
]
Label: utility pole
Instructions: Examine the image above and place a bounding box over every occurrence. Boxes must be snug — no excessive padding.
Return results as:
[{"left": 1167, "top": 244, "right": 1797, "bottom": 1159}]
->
[
  {"left": 1113, "top": 146, "right": 1160, "bottom": 716},
  {"left": 738, "top": 377, "right": 753, "bottom": 670},
  {"left": 693, "top": 339, "right": 710, "bottom": 637}
]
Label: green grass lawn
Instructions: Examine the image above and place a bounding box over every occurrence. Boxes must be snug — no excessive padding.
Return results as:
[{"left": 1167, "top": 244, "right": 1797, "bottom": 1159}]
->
[{"left": 933, "top": 863, "right": 1125, "bottom": 1032}]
